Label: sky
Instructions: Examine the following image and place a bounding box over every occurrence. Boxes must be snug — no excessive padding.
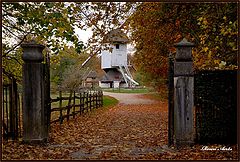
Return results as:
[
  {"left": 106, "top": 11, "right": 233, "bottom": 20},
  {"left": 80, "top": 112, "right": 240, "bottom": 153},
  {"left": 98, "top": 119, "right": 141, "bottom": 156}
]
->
[
  {"left": 74, "top": 27, "right": 92, "bottom": 44},
  {"left": 75, "top": 28, "right": 136, "bottom": 55}
]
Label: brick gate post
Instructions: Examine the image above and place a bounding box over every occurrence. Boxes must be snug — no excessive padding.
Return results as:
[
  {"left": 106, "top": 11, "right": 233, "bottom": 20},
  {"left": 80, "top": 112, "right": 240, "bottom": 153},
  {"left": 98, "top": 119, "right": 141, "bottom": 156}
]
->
[
  {"left": 173, "top": 38, "right": 195, "bottom": 146},
  {"left": 21, "top": 40, "right": 48, "bottom": 143}
]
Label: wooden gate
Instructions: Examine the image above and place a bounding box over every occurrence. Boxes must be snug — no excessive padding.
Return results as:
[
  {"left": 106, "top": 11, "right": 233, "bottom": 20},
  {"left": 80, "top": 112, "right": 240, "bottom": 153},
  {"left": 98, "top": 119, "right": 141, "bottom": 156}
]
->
[
  {"left": 168, "top": 53, "right": 174, "bottom": 146},
  {"left": 2, "top": 79, "right": 22, "bottom": 140},
  {"left": 44, "top": 52, "right": 51, "bottom": 135},
  {"left": 2, "top": 53, "right": 51, "bottom": 141}
]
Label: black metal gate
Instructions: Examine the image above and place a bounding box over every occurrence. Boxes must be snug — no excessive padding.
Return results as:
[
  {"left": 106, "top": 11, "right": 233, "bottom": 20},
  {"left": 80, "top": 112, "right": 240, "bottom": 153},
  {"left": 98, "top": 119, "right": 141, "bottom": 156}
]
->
[
  {"left": 2, "top": 79, "right": 22, "bottom": 140},
  {"left": 194, "top": 70, "right": 237, "bottom": 144}
]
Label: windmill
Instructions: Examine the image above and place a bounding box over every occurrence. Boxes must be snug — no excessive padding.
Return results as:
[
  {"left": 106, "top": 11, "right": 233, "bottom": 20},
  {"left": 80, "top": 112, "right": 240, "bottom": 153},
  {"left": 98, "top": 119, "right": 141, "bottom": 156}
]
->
[{"left": 99, "top": 28, "right": 139, "bottom": 88}]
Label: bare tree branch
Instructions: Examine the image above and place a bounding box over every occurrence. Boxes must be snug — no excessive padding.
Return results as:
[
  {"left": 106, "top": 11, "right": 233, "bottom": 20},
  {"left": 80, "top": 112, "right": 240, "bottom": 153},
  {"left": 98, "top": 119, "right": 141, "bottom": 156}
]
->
[
  {"left": 3, "top": 36, "right": 26, "bottom": 57},
  {"left": 78, "top": 9, "right": 103, "bottom": 33},
  {"left": 4, "top": 18, "right": 26, "bottom": 33},
  {"left": 5, "top": 55, "right": 23, "bottom": 65},
  {"left": 3, "top": 23, "right": 37, "bottom": 57},
  {"left": 2, "top": 25, "right": 22, "bottom": 39},
  {"left": 2, "top": 68, "right": 21, "bottom": 82},
  {"left": 81, "top": 47, "right": 101, "bottom": 68}
]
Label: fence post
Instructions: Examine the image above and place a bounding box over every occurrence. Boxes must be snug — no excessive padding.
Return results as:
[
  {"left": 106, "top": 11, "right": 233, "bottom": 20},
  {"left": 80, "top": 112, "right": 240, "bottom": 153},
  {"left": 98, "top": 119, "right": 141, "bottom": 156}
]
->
[
  {"left": 85, "top": 92, "right": 88, "bottom": 111},
  {"left": 67, "top": 91, "right": 73, "bottom": 121},
  {"left": 101, "top": 90, "right": 103, "bottom": 106},
  {"left": 168, "top": 53, "right": 174, "bottom": 146},
  {"left": 97, "top": 91, "right": 100, "bottom": 108},
  {"left": 59, "top": 91, "right": 63, "bottom": 124},
  {"left": 11, "top": 79, "right": 18, "bottom": 140},
  {"left": 88, "top": 92, "right": 93, "bottom": 111},
  {"left": 5, "top": 86, "right": 9, "bottom": 139},
  {"left": 173, "top": 38, "right": 195, "bottom": 146},
  {"left": 21, "top": 40, "right": 48, "bottom": 143},
  {"left": 80, "top": 92, "right": 83, "bottom": 114},
  {"left": 9, "top": 81, "right": 15, "bottom": 140},
  {"left": 95, "top": 91, "right": 98, "bottom": 108},
  {"left": 87, "top": 92, "right": 89, "bottom": 111},
  {"left": 73, "top": 91, "right": 76, "bottom": 118}
]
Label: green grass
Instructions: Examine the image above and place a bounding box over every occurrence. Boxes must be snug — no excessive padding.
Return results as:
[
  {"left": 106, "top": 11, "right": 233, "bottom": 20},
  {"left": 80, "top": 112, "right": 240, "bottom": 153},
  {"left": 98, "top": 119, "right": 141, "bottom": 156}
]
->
[
  {"left": 103, "top": 88, "right": 150, "bottom": 94},
  {"left": 103, "top": 95, "right": 119, "bottom": 107}
]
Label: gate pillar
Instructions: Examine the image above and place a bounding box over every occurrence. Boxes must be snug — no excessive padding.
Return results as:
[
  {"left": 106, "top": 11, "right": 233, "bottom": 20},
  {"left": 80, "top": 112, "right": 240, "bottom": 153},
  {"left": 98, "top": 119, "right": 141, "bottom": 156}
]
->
[
  {"left": 173, "top": 38, "right": 195, "bottom": 146},
  {"left": 21, "top": 40, "right": 48, "bottom": 143}
]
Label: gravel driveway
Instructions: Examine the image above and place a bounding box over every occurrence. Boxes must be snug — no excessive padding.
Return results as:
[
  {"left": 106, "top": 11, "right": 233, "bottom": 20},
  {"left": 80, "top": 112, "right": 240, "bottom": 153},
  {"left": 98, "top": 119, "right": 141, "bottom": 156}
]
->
[{"left": 103, "top": 91, "right": 157, "bottom": 105}]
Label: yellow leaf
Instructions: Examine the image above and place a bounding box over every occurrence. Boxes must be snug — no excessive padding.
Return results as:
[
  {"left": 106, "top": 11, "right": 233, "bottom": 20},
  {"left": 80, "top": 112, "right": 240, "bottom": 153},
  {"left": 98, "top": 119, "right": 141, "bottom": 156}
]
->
[
  {"left": 203, "top": 47, "right": 208, "bottom": 52},
  {"left": 214, "top": 59, "right": 220, "bottom": 64}
]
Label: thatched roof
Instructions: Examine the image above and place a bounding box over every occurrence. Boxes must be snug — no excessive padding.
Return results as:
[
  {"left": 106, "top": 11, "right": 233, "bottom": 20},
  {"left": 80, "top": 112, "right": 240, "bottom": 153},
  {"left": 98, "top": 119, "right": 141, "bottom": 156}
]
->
[
  {"left": 83, "top": 70, "right": 98, "bottom": 80},
  {"left": 103, "top": 29, "right": 129, "bottom": 43}
]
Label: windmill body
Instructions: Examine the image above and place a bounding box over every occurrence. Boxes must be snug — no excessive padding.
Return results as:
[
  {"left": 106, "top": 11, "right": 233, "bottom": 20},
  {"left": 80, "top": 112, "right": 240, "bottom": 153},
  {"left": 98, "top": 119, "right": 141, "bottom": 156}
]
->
[{"left": 99, "top": 29, "right": 139, "bottom": 88}]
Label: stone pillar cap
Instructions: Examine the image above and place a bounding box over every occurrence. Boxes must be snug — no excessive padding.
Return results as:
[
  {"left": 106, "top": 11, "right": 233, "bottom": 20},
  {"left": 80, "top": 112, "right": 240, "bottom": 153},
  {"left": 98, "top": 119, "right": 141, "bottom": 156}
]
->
[
  {"left": 174, "top": 38, "right": 195, "bottom": 47},
  {"left": 21, "top": 40, "right": 45, "bottom": 49},
  {"left": 21, "top": 40, "right": 45, "bottom": 62}
]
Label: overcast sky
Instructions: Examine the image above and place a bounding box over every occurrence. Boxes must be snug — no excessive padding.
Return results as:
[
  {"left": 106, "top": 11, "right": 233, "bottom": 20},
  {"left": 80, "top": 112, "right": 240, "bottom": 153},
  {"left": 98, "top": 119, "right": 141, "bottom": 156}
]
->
[
  {"left": 75, "top": 28, "right": 135, "bottom": 55},
  {"left": 74, "top": 27, "right": 92, "bottom": 44}
]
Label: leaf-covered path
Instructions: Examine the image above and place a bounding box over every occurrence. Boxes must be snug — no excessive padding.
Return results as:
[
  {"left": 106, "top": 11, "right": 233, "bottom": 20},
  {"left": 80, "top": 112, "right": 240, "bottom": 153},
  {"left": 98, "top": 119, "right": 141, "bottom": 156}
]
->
[
  {"left": 2, "top": 93, "right": 238, "bottom": 160},
  {"left": 68, "top": 100, "right": 168, "bottom": 160}
]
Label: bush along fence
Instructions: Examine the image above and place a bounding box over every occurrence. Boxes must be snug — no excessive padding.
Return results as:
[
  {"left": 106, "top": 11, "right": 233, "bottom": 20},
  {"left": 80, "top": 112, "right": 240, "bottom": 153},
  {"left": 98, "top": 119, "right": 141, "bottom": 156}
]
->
[
  {"left": 50, "top": 88, "right": 103, "bottom": 124},
  {"left": 168, "top": 38, "right": 237, "bottom": 147}
]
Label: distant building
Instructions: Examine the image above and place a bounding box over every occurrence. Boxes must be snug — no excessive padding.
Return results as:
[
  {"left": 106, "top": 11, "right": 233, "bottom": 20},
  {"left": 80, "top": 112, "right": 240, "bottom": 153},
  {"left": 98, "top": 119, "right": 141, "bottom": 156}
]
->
[
  {"left": 82, "top": 70, "right": 99, "bottom": 88},
  {"left": 99, "top": 29, "right": 139, "bottom": 88}
]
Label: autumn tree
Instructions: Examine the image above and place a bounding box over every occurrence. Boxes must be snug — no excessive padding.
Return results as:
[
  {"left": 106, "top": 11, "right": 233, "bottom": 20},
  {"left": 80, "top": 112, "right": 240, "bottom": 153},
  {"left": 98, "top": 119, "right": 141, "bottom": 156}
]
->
[
  {"left": 127, "top": 2, "right": 237, "bottom": 90},
  {"left": 2, "top": 2, "right": 137, "bottom": 84},
  {"left": 192, "top": 3, "right": 237, "bottom": 70},
  {"left": 2, "top": 2, "right": 83, "bottom": 84},
  {"left": 50, "top": 46, "right": 102, "bottom": 91}
]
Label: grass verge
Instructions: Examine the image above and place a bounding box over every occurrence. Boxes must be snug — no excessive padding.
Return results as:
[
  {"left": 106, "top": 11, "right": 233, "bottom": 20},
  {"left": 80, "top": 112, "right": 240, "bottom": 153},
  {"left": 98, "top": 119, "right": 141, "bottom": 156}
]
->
[{"left": 103, "top": 95, "right": 119, "bottom": 107}]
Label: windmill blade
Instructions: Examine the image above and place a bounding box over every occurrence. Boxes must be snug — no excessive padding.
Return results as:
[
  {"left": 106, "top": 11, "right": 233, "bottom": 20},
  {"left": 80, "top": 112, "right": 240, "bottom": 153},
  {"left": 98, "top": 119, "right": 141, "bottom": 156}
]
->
[{"left": 81, "top": 47, "right": 101, "bottom": 68}]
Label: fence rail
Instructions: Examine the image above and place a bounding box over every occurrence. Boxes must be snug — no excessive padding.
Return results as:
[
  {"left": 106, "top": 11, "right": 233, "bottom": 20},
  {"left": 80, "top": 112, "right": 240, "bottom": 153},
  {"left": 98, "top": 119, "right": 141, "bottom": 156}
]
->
[{"left": 50, "top": 89, "right": 103, "bottom": 124}]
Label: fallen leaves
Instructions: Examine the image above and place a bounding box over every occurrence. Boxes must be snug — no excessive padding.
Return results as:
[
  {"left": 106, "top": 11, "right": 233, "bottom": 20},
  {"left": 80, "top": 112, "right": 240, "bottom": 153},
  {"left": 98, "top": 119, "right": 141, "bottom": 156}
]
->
[{"left": 2, "top": 94, "right": 238, "bottom": 160}]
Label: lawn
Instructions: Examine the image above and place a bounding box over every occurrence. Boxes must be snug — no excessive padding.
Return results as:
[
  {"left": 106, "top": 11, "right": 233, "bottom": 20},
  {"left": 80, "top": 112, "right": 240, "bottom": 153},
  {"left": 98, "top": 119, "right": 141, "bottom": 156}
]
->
[{"left": 103, "top": 95, "right": 118, "bottom": 107}]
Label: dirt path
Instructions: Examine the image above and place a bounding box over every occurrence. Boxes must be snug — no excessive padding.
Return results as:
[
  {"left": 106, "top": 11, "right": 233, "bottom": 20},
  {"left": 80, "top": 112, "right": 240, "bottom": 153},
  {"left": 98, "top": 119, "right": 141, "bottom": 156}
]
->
[{"left": 103, "top": 91, "right": 157, "bottom": 105}]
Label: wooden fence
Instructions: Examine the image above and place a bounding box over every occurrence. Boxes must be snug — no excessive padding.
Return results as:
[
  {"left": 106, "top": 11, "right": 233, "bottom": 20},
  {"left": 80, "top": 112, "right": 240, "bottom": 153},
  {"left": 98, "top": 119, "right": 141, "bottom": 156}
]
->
[{"left": 50, "top": 89, "right": 103, "bottom": 124}]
